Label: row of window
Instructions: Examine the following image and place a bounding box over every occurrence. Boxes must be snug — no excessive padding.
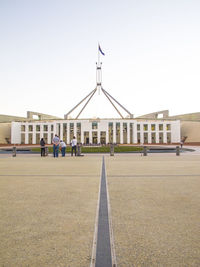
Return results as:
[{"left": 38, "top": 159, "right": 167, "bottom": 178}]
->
[
  {"left": 21, "top": 122, "right": 171, "bottom": 132},
  {"left": 21, "top": 131, "right": 172, "bottom": 145}
]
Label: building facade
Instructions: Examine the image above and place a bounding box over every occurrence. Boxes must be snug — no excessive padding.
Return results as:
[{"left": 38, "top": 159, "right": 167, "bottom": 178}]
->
[{"left": 11, "top": 119, "right": 180, "bottom": 145}]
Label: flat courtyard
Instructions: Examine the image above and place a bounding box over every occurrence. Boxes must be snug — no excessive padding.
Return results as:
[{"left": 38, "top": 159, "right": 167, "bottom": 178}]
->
[{"left": 0, "top": 154, "right": 200, "bottom": 266}]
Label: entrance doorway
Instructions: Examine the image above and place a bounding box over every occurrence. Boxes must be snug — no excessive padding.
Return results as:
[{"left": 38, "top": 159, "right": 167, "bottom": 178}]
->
[
  {"left": 92, "top": 131, "right": 98, "bottom": 144},
  {"left": 100, "top": 131, "right": 106, "bottom": 144},
  {"left": 84, "top": 131, "right": 89, "bottom": 144}
]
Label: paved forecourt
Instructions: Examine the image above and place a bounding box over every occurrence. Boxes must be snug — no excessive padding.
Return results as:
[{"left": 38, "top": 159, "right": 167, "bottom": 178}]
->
[
  {"left": 106, "top": 155, "right": 200, "bottom": 266},
  {"left": 0, "top": 156, "right": 101, "bottom": 267},
  {"left": 0, "top": 154, "right": 200, "bottom": 266}
]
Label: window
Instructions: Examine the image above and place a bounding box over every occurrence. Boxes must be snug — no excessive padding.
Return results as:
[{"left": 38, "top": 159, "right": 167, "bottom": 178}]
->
[
  {"left": 21, "top": 125, "right": 25, "bottom": 132},
  {"left": 28, "top": 125, "right": 33, "bottom": 132},
  {"left": 143, "top": 124, "right": 148, "bottom": 131},
  {"left": 36, "top": 125, "right": 40, "bottom": 131},
  {"left": 159, "top": 124, "right": 163, "bottom": 131},
  {"left": 77, "top": 123, "right": 81, "bottom": 143},
  {"left": 51, "top": 125, "right": 54, "bottom": 131},
  {"left": 43, "top": 125, "right": 48, "bottom": 131},
  {"left": 92, "top": 122, "right": 98, "bottom": 129},
  {"left": 36, "top": 133, "right": 40, "bottom": 144},
  {"left": 21, "top": 133, "right": 25, "bottom": 144},
  {"left": 116, "top": 123, "right": 120, "bottom": 143},
  {"left": 70, "top": 123, "right": 74, "bottom": 140},
  {"left": 151, "top": 124, "right": 155, "bottom": 131},
  {"left": 130, "top": 123, "right": 133, "bottom": 144},
  {"left": 108, "top": 122, "right": 113, "bottom": 143},
  {"left": 28, "top": 133, "right": 33, "bottom": 143},
  {"left": 63, "top": 123, "right": 67, "bottom": 142},
  {"left": 123, "top": 123, "right": 127, "bottom": 143},
  {"left": 137, "top": 124, "right": 140, "bottom": 131},
  {"left": 166, "top": 124, "right": 171, "bottom": 131}
]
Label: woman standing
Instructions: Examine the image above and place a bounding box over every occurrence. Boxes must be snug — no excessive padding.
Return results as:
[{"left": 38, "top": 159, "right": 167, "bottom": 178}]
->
[{"left": 40, "top": 138, "right": 45, "bottom": 157}]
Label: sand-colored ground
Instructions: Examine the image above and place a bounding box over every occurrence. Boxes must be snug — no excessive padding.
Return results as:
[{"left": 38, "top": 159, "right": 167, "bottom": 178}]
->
[
  {"left": 0, "top": 157, "right": 101, "bottom": 267},
  {"left": 0, "top": 154, "right": 200, "bottom": 266},
  {"left": 106, "top": 155, "right": 200, "bottom": 266}
]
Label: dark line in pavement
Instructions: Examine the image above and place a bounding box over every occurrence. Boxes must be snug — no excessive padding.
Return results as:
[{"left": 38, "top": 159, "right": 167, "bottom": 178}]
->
[
  {"left": 0, "top": 174, "right": 99, "bottom": 177},
  {"left": 95, "top": 156, "right": 112, "bottom": 267},
  {"left": 108, "top": 174, "right": 200, "bottom": 178}
]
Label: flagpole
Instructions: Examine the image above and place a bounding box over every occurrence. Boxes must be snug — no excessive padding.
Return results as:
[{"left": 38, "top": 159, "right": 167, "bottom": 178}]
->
[
  {"left": 97, "top": 43, "right": 101, "bottom": 94},
  {"left": 98, "top": 43, "right": 100, "bottom": 65}
]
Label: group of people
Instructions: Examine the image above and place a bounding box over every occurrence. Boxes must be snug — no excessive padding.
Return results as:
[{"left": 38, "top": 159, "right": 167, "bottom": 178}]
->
[{"left": 40, "top": 135, "right": 77, "bottom": 157}]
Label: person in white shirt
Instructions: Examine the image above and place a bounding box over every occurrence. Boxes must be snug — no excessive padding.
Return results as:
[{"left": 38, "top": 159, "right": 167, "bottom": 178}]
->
[
  {"left": 71, "top": 136, "right": 77, "bottom": 156},
  {"left": 60, "top": 140, "right": 66, "bottom": 157},
  {"left": 52, "top": 134, "right": 60, "bottom": 157}
]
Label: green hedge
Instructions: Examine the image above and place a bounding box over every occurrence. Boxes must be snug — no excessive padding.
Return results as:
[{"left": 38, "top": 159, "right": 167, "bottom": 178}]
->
[{"left": 32, "top": 146, "right": 143, "bottom": 153}]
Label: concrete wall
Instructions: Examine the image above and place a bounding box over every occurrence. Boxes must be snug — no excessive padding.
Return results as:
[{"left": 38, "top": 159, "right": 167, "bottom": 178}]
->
[
  {"left": 181, "top": 121, "right": 200, "bottom": 143},
  {"left": 0, "top": 123, "right": 11, "bottom": 144}
]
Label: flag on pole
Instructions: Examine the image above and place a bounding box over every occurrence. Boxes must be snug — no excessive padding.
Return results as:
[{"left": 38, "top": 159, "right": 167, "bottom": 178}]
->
[{"left": 99, "top": 44, "right": 105, "bottom": 56}]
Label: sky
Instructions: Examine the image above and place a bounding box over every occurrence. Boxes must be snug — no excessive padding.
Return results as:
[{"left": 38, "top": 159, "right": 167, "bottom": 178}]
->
[{"left": 0, "top": 0, "right": 200, "bottom": 119}]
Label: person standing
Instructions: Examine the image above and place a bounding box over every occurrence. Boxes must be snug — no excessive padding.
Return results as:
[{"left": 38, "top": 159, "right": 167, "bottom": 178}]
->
[
  {"left": 71, "top": 136, "right": 77, "bottom": 156},
  {"left": 52, "top": 134, "right": 60, "bottom": 157},
  {"left": 40, "top": 138, "right": 45, "bottom": 157},
  {"left": 60, "top": 140, "right": 66, "bottom": 157}
]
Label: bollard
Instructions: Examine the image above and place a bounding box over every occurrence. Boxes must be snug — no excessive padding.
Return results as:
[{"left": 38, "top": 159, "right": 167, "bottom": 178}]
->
[
  {"left": 77, "top": 144, "right": 81, "bottom": 156},
  {"left": 45, "top": 147, "right": 48, "bottom": 156},
  {"left": 176, "top": 146, "right": 180, "bottom": 156},
  {"left": 12, "top": 146, "right": 16, "bottom": 157},
  {"left": 110, "top": 144, "right": 114, "bottom": 156},
  {"left": 143, "top": 146, "right": 147, "bottom": 156}
]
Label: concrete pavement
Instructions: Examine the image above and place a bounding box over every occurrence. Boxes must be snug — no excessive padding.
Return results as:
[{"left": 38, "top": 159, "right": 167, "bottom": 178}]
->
[{"left": 0, "top": 154, "right": 199, "bottom": 266}]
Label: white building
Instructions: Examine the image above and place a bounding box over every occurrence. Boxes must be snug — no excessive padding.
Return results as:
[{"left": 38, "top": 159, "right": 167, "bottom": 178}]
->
[
  {"left": 11, "top": 118, "right": 180, "bottom": 145},
  {"left": 10, "top": 51, "right": 181, "bottom": 145}
]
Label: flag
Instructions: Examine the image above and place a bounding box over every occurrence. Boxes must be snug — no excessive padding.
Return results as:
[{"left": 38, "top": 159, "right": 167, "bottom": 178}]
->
[{"left": 99, "top": 45, "right": 105, "bottom": 56}]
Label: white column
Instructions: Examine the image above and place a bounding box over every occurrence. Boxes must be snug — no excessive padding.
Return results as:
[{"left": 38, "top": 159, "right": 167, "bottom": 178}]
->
[
  {"left": 120, "top": 122, "right": 123, "bottom": 144},
  {"left": 48, "top": 124, "right": 51, "bottom": 144},
  {"left": 33, "top": 124, "right": 36, "bottom": 144},
  {"left": 74, "top": 123, "right": 76, "bottom": 139},
  {"left": 133, "top": 123, "right": 137, "bottom": 143},
  {"left": 155, "top": 123, "right": 159, "bottom": 143},
  {"left": 105, "top": 123, "right": 109, "bottom": 144},
  {"left": 163, "top": 123, "right": 167, "bottom": 143},
  {"left": 81, "top": 125, "right": 84, "bottom": 144},
  {"left": 60, "top": 123, "right": 63, "bottom": 141},
  {"left": 97, "top": 130, "right": 100, "bottom": 144},
  {"left": 148, "top": 123, "right": 151, "bottom": 144},
  {"left": 89, "top": 131, "right": 92, "bottom": 144},
  {"left": 127, "top": 122, "right": 130, "bottom": 144},
  {"left": 67, "top": 123, "right": 70, "bottom": 144},
  {"left": 140, "top": 123, "right": 144, "bottom": 144},
  {"left": 40, "top": 124, "right": 44, "bottom": 139},
  {"left": 25, "top": 124, "right": 29, "bottom": 144},
  {"left": 113, "top": 122, "right": 116, "bottom": 143}
]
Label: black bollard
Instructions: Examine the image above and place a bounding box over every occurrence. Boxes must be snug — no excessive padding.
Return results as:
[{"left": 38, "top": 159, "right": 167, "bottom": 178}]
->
[
  {"left": 12, "top": 146, "right": 16, "bottom": 157},
  {"left": 143, "top": 146, "right": 147, "bottom": 156},
  {"left": 110, "top": 144, "right": 114, "bottom": 156},
  {"left": 45, "top": 147, "right": 48, "bottom": 156},
  {"left": 77, "top": 144, "right": 84, "bottom": 156},
  {"left": 176, "top": 146, "right": 180, "bottom": 156}
]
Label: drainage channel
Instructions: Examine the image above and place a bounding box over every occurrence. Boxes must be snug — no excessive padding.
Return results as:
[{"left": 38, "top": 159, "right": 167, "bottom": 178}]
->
[{"left": 91, "top": 156, "right": 116, "bottom": 267}]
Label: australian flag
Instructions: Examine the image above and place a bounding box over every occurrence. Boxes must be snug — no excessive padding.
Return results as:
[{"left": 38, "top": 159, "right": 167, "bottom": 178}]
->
[{"left": 99, "top": 45, "right": 105, "bottom": 56}]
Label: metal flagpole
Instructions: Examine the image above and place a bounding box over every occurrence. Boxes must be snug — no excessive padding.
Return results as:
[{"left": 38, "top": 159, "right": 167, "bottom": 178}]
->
[{"left": 97, "top": 43, "right": 102, "bottom": 95}]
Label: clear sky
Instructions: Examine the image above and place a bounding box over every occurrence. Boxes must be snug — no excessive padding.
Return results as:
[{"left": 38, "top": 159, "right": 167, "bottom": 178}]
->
[{"left": 1, "top": 0, "right": 200, "bottom": 119}]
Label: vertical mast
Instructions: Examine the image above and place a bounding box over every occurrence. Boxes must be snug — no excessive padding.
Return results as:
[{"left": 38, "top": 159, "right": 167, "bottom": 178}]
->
[{"left": 96, "top": 44, "right": 102, "bottom": 94}]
